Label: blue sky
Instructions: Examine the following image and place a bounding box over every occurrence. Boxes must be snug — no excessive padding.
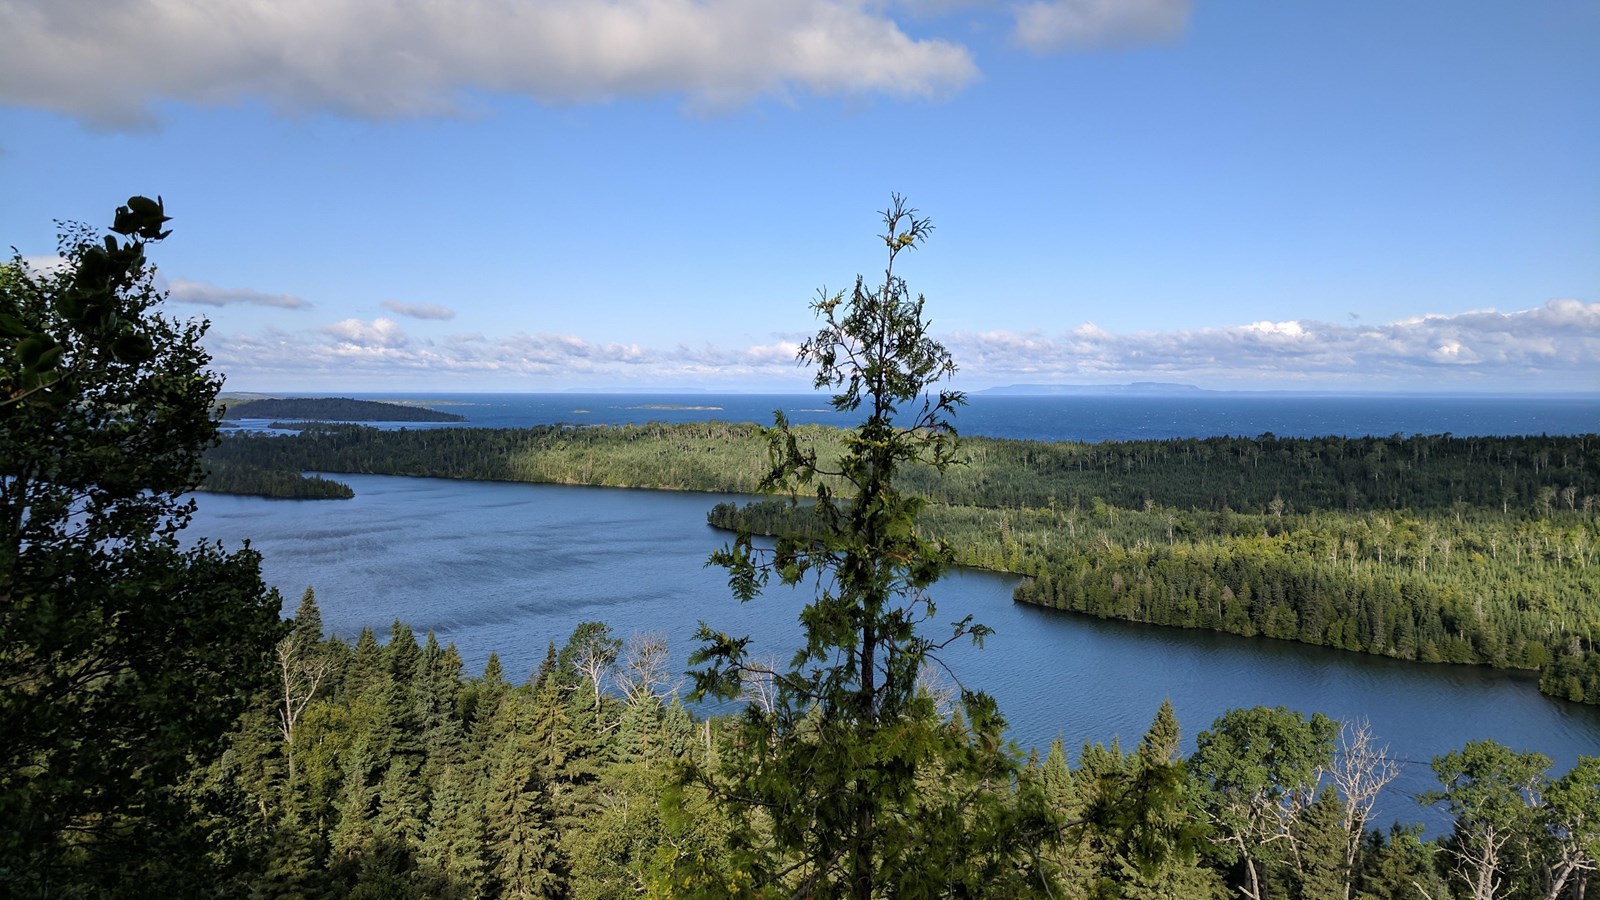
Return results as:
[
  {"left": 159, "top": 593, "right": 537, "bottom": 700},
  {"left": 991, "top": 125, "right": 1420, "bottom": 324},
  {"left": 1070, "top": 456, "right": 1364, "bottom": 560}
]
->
[{"left": 2, "top": 0, "right": 1596, "bottom": 393}]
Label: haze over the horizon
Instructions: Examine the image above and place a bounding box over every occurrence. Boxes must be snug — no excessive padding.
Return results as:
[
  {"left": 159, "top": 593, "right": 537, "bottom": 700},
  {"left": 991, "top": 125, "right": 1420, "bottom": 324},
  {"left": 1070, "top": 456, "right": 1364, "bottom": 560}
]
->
[{"left": 2, "top": 1, "right": 1595, "bottom": 394}]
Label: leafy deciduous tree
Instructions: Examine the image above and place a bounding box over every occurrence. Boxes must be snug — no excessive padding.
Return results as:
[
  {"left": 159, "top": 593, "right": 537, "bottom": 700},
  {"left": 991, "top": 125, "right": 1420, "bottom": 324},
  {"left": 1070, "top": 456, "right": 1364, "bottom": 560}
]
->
[
  {"left": 1540, "top": 755, "right": 1600, "bottom": 900},
  {"left": 1423, "top": 740, "right": 1550, "bottom": 900},
  {"left": 1192, "top": 706, "right": 1338, "bottom": 900},
  {"left": 1, "top": 198, "right": 283, "bottom": 891}
]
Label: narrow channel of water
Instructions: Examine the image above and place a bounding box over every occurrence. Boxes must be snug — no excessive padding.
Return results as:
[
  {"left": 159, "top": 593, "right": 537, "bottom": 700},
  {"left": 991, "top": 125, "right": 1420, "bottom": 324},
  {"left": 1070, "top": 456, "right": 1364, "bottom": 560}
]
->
[{"left": 188, "top": 473, "right": 1600, "bottom": 831}]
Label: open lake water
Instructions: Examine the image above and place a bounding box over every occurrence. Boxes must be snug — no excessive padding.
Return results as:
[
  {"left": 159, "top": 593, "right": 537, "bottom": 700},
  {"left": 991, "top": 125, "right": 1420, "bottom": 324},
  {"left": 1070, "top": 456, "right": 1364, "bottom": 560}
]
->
[
  {"left": 242, "top": 390, "right": 1600, "bottom": 442},
  {"left": 194, "top": 392, "right": 1600, "bottom": 831}
]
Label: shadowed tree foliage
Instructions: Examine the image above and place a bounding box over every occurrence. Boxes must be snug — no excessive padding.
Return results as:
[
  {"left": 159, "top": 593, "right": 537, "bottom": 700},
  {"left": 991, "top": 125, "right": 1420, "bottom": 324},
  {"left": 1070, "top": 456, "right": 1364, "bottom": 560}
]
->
[
  {"left": 189, "top": 598, "right": 1600, "bottom": 899},
  {"left": 0, "top": 198, "right": 283, "bottom": 893}
]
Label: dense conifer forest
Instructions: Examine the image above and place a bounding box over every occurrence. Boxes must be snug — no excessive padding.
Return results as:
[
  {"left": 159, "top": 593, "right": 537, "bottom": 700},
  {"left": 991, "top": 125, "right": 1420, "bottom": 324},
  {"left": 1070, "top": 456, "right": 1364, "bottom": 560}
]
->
[
  {"left": 185, "top": 589, "right": 1600, "bottom": 900},
  {"left": 204, "top": 422, "right": 1599, "bottom": 515},
  {"left": 202, "top": 423, "right": 1600, "bottom": 702},
  {"left": 199, "top": 457, "right": 356, "bottom": 499}
]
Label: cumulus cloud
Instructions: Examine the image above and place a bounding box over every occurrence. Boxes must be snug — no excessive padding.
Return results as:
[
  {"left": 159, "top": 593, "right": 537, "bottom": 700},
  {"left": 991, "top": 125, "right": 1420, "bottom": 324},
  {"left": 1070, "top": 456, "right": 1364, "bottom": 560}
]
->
[
  {"left": 168, "top": 277, "right": 310, "bottom": 309},
  {"left": 203, "top": 301, "right": 1598, "bottom": 391},
  {"left": 1013, "top": 0, "right": 1190, "bottom": 52},
  {"left": 947, "top": 300, "right": 1600, "bottom": 388},
  {"left": 207, "top": 319, "right": 807, "bottom": 386},
  {"left": 1244, "top": 320, "right": 1308, "bottom": 339},
  {"left": 324, "top": 317, "right": 410, "bottom": 349},
  {"left": 382, "top": 300, "right": 456, "bottom": 321},
  {"left": 2, "top": 0, "right": 978, "bottom": 127}
]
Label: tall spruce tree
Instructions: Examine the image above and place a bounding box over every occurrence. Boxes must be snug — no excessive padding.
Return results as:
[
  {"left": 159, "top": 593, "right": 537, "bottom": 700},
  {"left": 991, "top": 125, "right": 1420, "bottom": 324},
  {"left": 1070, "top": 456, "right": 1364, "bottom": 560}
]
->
[
  {"left": 688, "top": 196, "right": 1049, "bottom": 897},
  {"left": 1292, "top": 789, "right": 1352, "bottom": 900},
  {"left": 484, "top": 735, "right": 566, "bottom": 899},
  {"left": 417, "top": 765, "right": 489, "bottom": 900},
  {"left": 279, "top": 588, "right": 332, "bottom": 786},
  {"left": 1105, "top": 700, "right": 1218, "bottom": 899}
]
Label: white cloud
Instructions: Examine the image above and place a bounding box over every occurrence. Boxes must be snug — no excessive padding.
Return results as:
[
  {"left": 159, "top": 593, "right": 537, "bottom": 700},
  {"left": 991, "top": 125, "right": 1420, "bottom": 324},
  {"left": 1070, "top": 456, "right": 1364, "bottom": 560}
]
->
[
  {"left": 382, "top": 300, "right": 456, "bottom": 321},
  {"left": 17, "top": 255, "right": 68, "bottom": 275},
  {"left": 208, "top": 320, "right": 811, "bottom": 387},
  {"left": 2, "top": 0, "right": 977, "bottom": 127},
  {"left": 743, "top": 341, "right": 804, "bottom": 365},
  {"left": 1013, "top": 0, "right": 1190, "bottom": 52},
  {"left": 202, "top": 300, "right": 1599, "bottom": 391},
  {"left": 1429, "top": 340, "right": 1468, "bottom": 364},
  {"left": 945, "top": 300, "right": 1600, "bottom": 388},
  {"left": 1244, "top": 320, "right": 1307, "bottom": 339},
  {"left": 168, "top": 277, "right": 310, "bottom": 309},
  {"left": 324, "top": 317, "right": 410, "bottom": 348}
]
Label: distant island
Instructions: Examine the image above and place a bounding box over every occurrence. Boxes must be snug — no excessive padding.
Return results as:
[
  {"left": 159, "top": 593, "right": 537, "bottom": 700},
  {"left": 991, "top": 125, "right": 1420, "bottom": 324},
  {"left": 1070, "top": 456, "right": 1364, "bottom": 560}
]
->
[
  {"left": 220, "top": 397, "right": 466, "bottom": 423},
  {"left": 980, "top": 382, "right": 1210, "bottom": 396}
]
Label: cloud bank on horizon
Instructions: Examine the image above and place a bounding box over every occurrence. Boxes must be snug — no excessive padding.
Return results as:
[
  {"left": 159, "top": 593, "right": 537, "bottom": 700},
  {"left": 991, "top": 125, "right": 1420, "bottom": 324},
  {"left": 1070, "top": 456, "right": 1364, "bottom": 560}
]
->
[
  {"left": 0, "top": 0, "right": 1185, "bottom": 127},
  {"left": 202, "top": 299, "right": 1598, "bottom": 393}
]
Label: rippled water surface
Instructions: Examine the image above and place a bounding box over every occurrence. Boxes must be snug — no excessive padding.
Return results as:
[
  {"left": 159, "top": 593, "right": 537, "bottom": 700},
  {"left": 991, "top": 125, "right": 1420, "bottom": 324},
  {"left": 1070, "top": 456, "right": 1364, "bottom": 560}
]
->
[{"left": 190, "top": 473, "right": 1600, "bottom": 832}]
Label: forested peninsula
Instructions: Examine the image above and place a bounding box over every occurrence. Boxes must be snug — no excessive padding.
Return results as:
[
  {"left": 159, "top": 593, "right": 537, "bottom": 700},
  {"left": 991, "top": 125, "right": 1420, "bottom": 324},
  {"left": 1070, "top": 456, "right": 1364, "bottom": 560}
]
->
[
  {"left": 202, "top": 423, "right": 1600, "bottom": 702},
  {"left": 221, "top": 396, "right": 468, "bottom": 422}
]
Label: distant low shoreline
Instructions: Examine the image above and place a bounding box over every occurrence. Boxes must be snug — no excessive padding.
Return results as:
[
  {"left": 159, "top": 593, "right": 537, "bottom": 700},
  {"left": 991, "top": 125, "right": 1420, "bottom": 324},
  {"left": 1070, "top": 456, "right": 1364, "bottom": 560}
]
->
[
  {"left": 220, "top": 397, "right": 466, "bottom": 423},
  {"left": 212, "top": 392, "right": 1600, "bottom": 443}
]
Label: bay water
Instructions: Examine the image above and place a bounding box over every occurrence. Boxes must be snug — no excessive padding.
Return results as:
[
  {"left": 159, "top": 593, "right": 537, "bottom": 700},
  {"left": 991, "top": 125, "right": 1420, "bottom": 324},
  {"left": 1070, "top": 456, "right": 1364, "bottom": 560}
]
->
[{"left": 193, "top": 392, "right": 1600, "bottom": 831}]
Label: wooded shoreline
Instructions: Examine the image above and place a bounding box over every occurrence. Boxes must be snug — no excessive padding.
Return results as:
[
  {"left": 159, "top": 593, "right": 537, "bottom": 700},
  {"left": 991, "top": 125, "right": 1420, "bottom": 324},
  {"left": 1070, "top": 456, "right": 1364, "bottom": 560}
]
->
[{"left": 202, "top": 422, "right": 1600, "bottom": 704}]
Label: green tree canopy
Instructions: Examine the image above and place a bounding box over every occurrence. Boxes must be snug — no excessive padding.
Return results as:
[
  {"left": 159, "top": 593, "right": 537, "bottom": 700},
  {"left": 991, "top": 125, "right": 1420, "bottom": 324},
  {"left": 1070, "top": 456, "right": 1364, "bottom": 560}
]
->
[
  {"left": 1423, "top": 739, "right": 1552, "bottom": 900},
  {"left": 0, "top": 198, "right": 283, "bottom": 893},
  {"left": 1192, "top": 706, "right": 1338, "bottom": 900}
]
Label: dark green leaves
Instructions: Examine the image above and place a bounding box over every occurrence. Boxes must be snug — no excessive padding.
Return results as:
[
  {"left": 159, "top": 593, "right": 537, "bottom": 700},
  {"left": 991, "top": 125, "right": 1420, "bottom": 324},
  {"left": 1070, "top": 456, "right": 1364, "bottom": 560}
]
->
[
  {"left": 113, "top": 194, "right": 173, "bottom": 241},
  {"left": 2, "top": 197, "right": 281, "bottom": 890},
  {"left": 14, "top": 333, "right": 60, "bottom": 372},
  {"left": 0, "top": 311, "right": 30, "bottom": 338},
  {"left": 4, "top": 198, "right": 173, "bottom": 410},
  {"left": 111, "top": 331, "right": 154, "bottom": 364}
]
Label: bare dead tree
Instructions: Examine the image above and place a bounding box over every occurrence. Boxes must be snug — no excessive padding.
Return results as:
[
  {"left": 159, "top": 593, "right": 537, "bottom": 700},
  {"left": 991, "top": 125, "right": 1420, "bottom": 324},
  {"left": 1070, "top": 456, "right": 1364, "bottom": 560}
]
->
[
  {"left": 567, "top": 624, "right": 621, "bottom": 711},
  {"left": 915, "top": 662, "right": 958, "bottom": 721},
  {"left": 1330, "top": 718, "right": 1400, "bottom": 900},
  {"left": 617, "top": 631, "right": 678, "bottom": 706},
  {"left": 1451, "top": 824, "right": 1511, "bottom": 900},
  {"left": 737, "top": 655, "right": 781, "bottom": 715},
  {"left": 1540, "top": 757, "right": 1600, "bottom": 900},
  {"left": 277, "top": 632, "right": 331, "bottom": 784},
  {"left": 1543, "top": 846, "right": 1596, "bottom": 900}
]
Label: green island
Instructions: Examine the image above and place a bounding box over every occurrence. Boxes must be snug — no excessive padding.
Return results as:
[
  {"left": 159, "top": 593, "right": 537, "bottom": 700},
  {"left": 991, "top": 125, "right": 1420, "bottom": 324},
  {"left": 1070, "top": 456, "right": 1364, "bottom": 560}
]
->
[
  {"left": 221, "top": 396, "right": 468, "bottom": 423},
  {"left": 198, "top": 457, "right": 356, "bottom": 499},
  {"left": 202, "top": 422, "right": 1600, "bottom": 704}
]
